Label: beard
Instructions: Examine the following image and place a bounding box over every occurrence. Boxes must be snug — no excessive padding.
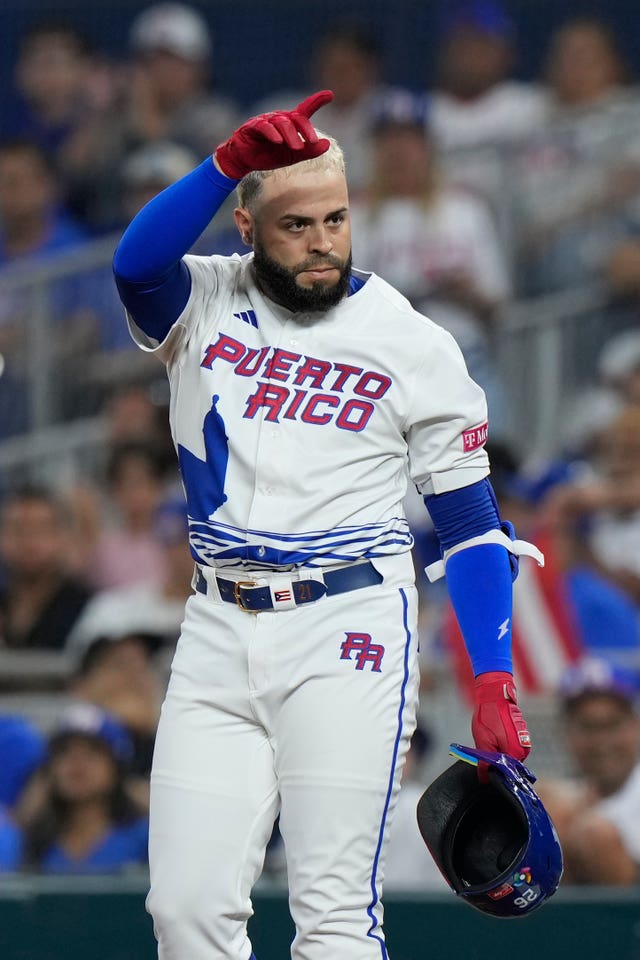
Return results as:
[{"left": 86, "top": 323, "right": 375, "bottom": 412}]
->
[{"left": 252, "top": 240, "right": 352, "bottom": 314}]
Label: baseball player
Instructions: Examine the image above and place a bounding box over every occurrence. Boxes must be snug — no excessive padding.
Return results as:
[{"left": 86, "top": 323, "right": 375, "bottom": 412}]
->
[{"left": 113, "top": 90, "right": 542, "bottom": 960}]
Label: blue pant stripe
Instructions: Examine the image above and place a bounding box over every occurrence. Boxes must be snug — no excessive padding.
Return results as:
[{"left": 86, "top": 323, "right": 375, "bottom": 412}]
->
[{"left": 366, "top": 587, "right": 413, "bottom": 958}]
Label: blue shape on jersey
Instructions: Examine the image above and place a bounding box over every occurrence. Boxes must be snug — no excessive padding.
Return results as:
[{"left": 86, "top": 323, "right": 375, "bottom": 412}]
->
[{"left": 178, "top": 394, "right": 229, "bottom": 521}]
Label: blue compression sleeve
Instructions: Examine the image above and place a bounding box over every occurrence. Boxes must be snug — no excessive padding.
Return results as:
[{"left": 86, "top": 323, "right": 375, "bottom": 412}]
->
[
  {"left": 425, "top": 479, "right": 514, "bottom": 676},
  {"left": 113, "top": 158, "right": 238, "bottom": 340},
  {"left": 424, "top": 478, "right": 500, "bottom": 550}
]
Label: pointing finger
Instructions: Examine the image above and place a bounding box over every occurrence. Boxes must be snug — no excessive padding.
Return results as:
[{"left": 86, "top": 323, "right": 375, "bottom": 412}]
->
[{"left": 295, "top": 89, "right": 334, "bottom": 119}]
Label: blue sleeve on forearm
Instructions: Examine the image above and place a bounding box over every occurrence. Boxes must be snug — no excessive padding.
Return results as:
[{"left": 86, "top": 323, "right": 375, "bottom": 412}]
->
[
  {"left": 112, "top": 158, "right": 238, "bottom": 340},
  {"left": 425, "top": 478, "right": 514, "bottom": 676}
]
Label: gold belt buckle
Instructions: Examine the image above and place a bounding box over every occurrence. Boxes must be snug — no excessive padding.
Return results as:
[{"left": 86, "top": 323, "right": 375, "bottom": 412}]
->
[{"left": 234, "top": 580, "right": 259, "bottom": 612}]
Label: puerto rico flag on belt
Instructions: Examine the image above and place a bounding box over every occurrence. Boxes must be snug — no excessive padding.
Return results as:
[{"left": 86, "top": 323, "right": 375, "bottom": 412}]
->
[{"left": 443, "top": 530, "right": 583, "bottom": 702}]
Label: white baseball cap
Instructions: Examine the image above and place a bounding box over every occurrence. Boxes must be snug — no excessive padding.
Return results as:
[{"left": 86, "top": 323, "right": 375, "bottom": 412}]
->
[
  {"left": 123, "top": 140, "right": 199, "bottom": 186},
  {"left": 130, "top": 2, "right": 213, "bottom": 62}
]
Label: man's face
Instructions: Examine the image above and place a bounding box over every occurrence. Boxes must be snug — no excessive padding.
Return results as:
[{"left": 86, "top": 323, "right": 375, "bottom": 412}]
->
[
  {"left": 237, "top": 166, "right": 352, "bottom": 313},
  {"left": 0, "top": 148, "right": 54, "bottom": 225},
  {"left": 372, "top": 125, "right": 433, "bottom": 196},
  {"left": 565, "top": 694, "right": 640, "bottom": 796},
  {"left": 439, "top": 29, "right": 511, "bottom": 98},
  {"left": 0, "top": 498, "right": 65, "bottom": 578},
  {"left": 51, "top": 736, "right": 117, "bottom": 802}
]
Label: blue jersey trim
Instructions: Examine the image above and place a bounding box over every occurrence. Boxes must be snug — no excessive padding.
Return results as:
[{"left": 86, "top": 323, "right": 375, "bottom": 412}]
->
[
  {"left": 188, "top": 516, "right": 413, "bottom": 567},
  {"left": 366, "top": 588, "right": 412, "bottom": 957},
  {"left": 349, "top": 274, "right": 366, "bottom": 295}
]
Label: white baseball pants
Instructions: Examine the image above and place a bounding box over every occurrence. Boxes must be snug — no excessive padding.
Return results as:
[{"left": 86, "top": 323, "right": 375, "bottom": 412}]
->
[{"left": 146, "top": 557, "right": 420, "bottom": 960}]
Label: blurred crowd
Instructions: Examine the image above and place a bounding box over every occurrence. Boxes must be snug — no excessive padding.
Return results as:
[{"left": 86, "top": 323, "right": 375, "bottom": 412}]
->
[{"left": 0, "top": 0, "right": 640, "bottom": 888}]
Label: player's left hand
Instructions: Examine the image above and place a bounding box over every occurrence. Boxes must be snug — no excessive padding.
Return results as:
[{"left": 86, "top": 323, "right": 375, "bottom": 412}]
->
[
  {"left": 215, "top": 90, "right": 334, "bottom": 180},
  {"left": 471, "top": 671, "right": 531, "bottom": 782}
]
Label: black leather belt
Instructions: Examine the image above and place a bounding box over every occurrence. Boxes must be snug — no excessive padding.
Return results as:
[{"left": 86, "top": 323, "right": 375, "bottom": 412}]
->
[{"left": 194, "top": 561, "right": 383, "bottom": 612}]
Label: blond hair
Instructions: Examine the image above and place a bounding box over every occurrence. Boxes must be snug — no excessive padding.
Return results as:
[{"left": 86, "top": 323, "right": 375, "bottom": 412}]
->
[{"left": 236, "top": 134, "right": 345, "bottom": 212}]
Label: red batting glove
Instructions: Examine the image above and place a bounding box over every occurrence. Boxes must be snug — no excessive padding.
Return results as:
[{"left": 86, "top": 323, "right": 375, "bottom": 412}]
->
[
  {"left": 215, "top": 90, "right": 334, "bottom": 179},
  {"left": 472, "top": 671, "right": 531, "bottom": 782}
]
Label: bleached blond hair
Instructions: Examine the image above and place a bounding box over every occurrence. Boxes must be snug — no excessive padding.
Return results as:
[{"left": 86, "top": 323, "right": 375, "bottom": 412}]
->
[{"left": 236, "top": 133, "right": 345, "bottom": 212}]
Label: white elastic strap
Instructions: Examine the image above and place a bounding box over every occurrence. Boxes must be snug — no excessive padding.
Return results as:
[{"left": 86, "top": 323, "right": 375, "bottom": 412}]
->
[{"left": 424, "top": 529, "right": 545, "bottom": 583}]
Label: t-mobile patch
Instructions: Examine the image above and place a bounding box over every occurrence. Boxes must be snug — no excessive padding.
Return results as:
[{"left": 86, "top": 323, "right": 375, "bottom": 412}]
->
[{"left": 462, "top": 421, "right": 488, "bottom": 452}]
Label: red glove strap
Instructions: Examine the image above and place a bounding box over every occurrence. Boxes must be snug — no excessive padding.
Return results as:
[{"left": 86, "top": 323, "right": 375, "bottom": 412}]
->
[
  {"left": 216, "top": 90, "right": 333, "bottom": 180},
  {"left": 472, "top": 670, "right": 531, "bottom": 762}
]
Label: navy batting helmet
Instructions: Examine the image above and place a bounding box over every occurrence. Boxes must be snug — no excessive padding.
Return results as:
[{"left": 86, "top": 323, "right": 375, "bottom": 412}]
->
[{"left": 416, "top": 744, "right": 563, "bottom": 918}]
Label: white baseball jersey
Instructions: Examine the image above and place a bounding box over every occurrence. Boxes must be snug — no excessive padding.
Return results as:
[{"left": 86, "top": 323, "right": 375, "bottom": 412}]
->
[{"left": 128, "top": 253, "right": 490, "bottom": 572}]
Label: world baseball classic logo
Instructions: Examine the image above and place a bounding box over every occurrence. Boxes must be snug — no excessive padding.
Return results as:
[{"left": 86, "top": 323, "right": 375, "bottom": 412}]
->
[{"left": 340, "top": 632, "right": 385, "bottom": 672}]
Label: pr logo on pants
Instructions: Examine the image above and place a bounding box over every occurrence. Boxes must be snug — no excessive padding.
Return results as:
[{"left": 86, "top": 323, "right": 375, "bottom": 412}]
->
[{"left": 340, "top": 632, "right": 385, "bottom": 672}]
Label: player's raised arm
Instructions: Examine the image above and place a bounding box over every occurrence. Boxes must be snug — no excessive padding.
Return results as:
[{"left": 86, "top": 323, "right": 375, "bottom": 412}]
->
[{"left": 113, "top": 91, "right": 334, "bottom": 340}]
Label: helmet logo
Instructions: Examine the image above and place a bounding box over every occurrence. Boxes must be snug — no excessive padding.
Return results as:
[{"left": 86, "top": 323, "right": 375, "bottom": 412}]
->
[{"left": 513, "top": 867, "right": 532, "bottom": 886}]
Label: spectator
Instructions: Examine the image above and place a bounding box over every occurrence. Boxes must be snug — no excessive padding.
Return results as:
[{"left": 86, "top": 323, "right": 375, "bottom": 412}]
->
[
  {"left": 0, "top": 486, "right": 93, "bottom": 650},
  {"left": 307, "top": 22, "right": 391, "bottom": 194},
  {"left": 72, "top": 2, "right": 239, "bottom": 229},
  {"left": 512, "top": 17, "right": 637, "bottom": 295},
  {"left": 537, "top": 659, "right": 640, "bottom": 884},
  {"left": 540, "top": 404, "right": 640, "bottom": 606},
  {"left": 0, "top": 138, "right": 92, "bottom": 433},
  {"left": 0, "top": 138, "right": 88, "bottom": 266},
  {"left": 251, "top": 21, "right": 392, "bottom": 194},
  {"left": 0, "top": 21, "right": 105, "bottom": 174},
  {"left": 126, "top": 2, "right": 238, "bottom": 154},
  {"left": 549, "top": 333, "right": 640, "bottom": 467},
  {"left": 428, "top": 0, "right": 548, "bottom": 203},
  {"left": 350, "top": 90, "right": 511, "bottom": 435},
  {"left": 68, "top": 631, "right": 165, "bottom": 783},
  {"left": 20, "top": 703, "right": 149, "bottom": 874},
  {"left": 83, "top": 441, "right": 171, "bottom": 591},
  {"left": 101, "top": 383, "right": 171, "bottom": 450},
  {"left": 67, "top": 386, "right": 177, "bottom": 567},
  {"left": 542, "top": 16, "right": 631, "bottom": 118},
  {"left": 68, "top": 494, "right": 193, "bottom": 656}
]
